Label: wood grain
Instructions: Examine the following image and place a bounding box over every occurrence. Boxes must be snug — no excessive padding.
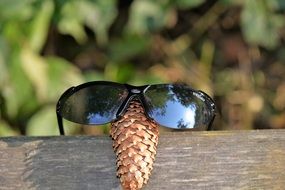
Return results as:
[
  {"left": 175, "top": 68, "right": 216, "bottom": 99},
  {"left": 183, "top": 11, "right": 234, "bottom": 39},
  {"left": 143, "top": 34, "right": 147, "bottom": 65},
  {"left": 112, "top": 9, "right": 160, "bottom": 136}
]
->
[{"left": 0, "top": 130, "right": 285, "bottom": 190}]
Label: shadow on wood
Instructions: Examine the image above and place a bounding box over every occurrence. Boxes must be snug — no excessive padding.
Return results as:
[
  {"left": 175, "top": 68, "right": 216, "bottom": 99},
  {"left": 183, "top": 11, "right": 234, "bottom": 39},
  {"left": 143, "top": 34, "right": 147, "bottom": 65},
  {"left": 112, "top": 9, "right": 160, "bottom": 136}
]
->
[{"left": 0, "top": 130, "right": 285, "bottom": 190}]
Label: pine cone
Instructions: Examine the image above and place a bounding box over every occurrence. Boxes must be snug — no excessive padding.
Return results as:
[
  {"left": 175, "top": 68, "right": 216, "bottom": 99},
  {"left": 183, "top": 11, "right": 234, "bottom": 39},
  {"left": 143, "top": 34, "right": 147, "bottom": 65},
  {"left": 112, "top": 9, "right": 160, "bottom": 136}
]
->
[{"left": 110, "top": 100, "right": 159, "bottom": 190}]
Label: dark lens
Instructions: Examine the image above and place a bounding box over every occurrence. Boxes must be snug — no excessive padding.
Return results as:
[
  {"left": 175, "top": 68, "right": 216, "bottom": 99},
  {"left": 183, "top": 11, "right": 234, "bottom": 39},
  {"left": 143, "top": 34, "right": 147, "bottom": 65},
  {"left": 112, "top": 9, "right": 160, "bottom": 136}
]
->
[
  {"left": 59, "top": 84, "right": 128, "bottom": 124},
  {"left": 144, "top": 84, "right": 215, "bottom": 129}
]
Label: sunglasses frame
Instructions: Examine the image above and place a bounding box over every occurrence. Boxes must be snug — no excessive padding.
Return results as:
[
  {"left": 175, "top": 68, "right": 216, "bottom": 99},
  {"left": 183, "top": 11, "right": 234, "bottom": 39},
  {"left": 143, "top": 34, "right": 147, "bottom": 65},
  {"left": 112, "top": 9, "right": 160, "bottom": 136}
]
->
[{"left": 56, "top": 81, "right": 216, "bottom": 135}]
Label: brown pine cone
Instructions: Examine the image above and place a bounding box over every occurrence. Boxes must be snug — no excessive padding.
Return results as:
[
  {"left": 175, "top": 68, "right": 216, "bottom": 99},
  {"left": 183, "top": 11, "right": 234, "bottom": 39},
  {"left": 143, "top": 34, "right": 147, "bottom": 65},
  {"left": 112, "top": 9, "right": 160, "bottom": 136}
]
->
[{"left": 110, "top": 100, "right": 159, "bottom": 190}]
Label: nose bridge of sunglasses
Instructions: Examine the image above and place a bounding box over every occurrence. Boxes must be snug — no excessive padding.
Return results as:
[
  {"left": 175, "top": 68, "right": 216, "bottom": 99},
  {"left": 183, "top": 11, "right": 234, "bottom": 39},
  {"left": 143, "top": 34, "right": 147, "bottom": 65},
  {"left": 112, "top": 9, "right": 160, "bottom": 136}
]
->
[
  {"left": 116, "top": 92, "right": 148, "bottom": 119},
  {"left": 124, "top": 84, "right": 149, "bottom": 94},
  {"left": 130, "top": 89, "right": 141, "bottom": 94}
]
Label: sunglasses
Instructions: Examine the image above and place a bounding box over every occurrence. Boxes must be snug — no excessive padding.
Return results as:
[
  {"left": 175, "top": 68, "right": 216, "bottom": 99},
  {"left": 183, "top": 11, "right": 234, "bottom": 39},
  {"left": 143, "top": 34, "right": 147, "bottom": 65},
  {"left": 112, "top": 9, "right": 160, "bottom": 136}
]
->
[{"left": 56, "top": 81, "right": 216, "bottom": 135}]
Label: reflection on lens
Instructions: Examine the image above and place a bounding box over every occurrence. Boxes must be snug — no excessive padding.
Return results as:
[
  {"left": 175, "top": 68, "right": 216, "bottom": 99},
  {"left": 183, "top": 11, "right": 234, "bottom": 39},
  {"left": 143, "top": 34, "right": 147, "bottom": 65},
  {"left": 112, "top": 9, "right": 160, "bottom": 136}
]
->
[
  {"left": 60, "top": 85, "right": 128, "bottom": 124},
  {"left": 145, "top": 84, "right": 214, "bottom": 129}
]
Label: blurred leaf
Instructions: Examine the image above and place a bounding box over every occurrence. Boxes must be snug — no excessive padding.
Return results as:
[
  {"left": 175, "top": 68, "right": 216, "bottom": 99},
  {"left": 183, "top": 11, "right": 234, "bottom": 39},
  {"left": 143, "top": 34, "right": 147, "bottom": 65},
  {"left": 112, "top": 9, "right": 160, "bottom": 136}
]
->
[
  {"left": 2, "top": 20, "right": 25, "bottom": 44},
  {"left": 45, "top": 56, "right": 84, "bottom": 101},
  {"left": 215, "top": 69, "right": 239, "bottom": 96},
  {"left": 20, "top": 48, "right": 84, "bottom": 104},
  {"left": 0, "top": 0, "right": 34, "bottom": 21},
  {"left": 26, "top": 105, "right": 59, "bottom": 136},
  {"left": 26, "top": 105, "right": 79, "bottom": 136},
  {"left": 3, "top": 50, "right": 36, "bottom": 119},
  {"left": 0, "top": 37, "right": 8, "bottom": 89},
  {"left": 129, "top": 73, "right": 165, "bottom": 85},
  {"left": 58, "top": 0, "right": 117, "bottom": 45},
  {"left": 83, "top": 0, "right": 117, "bottom": 45},
  {"left": 21, "top": 47, "right": 48, "bottom": 102},
  {"left": 0, "top": 120, "right": 19, "bottom": 136},
  {"left": 58, "top": 1, "right": 87, "bottom": 43},
  {"left": 83, "top": 71, "right": 105, "bottom": 81},
  {"left": 173, "top": 0, "right": 205, "bottom": 9},
  {"left": 116, "top": 63, "right": 135, "bottom": 83},
  {"left": 219, "top": 0, "right": 243, "bottom": 6},
  {"left": 109, "top": 35, "right": 151, "bottom": 61},
  {"left": 241, "top": 0, "right": 284, "bottom": 48},
  {"left": 266, "top": 0, "right": 285, "bottom": 10},
  {"left": 104, "top": 61, "right": 137, "bottom": 83},
  {"left": 29, "top": 0, "right": 54, "bottom": 52},
  {"left": 127, "top": 0, "right": 172, "bottom": 33}
]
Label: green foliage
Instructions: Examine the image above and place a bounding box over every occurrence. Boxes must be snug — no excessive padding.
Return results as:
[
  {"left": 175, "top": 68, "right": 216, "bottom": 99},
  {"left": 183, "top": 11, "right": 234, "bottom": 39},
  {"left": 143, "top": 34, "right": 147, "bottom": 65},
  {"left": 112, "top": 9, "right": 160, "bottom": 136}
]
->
[
  {"left": 57, "top": 0, "right": 117, "bottom": 45},
  {"left": 109, "top": 34, "right": 151, "bottom": 61},
  {"left": 0, "top": 120, "right": 19, "bottom": 136},
  {"left": 26, "top": 105, "right": 59, "bottom": 136},
  {"left": 173, "top": 0, "right": 205, "bottom": 9},
  {"left": 29, "top": 0, "right": 54, "bottom": 52},
  {"left": 1, "top": 0, "right": 285, "bottom": 136},
  {"left": 241, "top": 0, "right": 285, "bottom": 48}
]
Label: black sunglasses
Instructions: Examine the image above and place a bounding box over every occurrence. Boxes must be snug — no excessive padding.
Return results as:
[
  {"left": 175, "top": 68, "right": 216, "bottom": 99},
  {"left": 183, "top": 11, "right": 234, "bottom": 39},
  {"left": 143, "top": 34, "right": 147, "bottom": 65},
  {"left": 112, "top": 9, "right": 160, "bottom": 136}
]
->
[{"left": 56, "top": 81, "right": 216, "bottom": 135}]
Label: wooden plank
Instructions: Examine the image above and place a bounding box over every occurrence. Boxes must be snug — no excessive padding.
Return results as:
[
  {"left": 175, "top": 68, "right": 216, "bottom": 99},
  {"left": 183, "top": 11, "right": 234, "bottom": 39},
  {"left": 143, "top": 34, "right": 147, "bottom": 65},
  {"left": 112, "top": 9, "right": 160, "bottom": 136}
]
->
[{"left": 0, "top": 130, "right": 285, "bottom": 190}]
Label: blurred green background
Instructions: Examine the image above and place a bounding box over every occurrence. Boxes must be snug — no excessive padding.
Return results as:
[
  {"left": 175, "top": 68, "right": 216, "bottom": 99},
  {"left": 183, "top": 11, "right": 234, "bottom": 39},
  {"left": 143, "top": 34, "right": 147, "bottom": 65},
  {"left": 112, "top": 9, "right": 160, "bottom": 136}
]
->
[{"left": 1, "top": 0, "right": 285, "bottom": 136}]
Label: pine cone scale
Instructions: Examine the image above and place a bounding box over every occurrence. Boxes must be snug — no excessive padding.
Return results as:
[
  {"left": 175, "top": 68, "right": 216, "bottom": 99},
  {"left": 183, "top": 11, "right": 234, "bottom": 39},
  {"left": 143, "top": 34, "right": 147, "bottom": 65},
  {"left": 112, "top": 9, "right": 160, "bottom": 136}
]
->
[{"left": 110, "top": 100, "right": 159, "bottom": 190}]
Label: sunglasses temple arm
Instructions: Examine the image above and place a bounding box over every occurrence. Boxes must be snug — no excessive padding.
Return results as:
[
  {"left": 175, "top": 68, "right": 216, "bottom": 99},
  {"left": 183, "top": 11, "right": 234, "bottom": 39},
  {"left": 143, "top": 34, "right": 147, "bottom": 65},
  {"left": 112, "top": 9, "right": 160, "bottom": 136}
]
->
[
  {"left": 57, "top": 113, "right": 65, "bottom": 135},
  {"left": 207, "top": 114, "right": 216, "bottom": 131}
]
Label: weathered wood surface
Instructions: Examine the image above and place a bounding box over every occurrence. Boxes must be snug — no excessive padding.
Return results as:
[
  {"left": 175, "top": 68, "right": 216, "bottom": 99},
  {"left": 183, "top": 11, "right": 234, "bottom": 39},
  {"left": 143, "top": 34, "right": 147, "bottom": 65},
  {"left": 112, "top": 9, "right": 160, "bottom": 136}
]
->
[{"left": 0, "top": 130, "right": 285, "bottom": 190}]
